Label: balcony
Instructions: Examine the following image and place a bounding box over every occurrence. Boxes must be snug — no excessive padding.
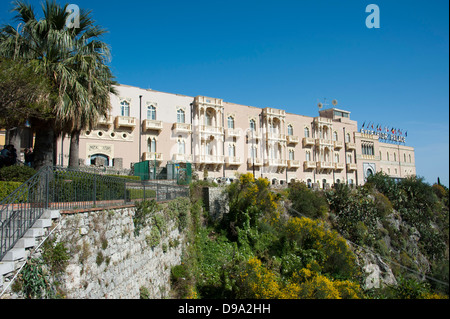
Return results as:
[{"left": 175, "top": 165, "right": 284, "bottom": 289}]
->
[
  {"left": 266, "top": 132, "right": 286, "bottom": 141},
  {"left": 225, "top": 156, "right": 242, "bottom": 166},
  {"left": 143, "top": 119, "right": 163, "bottom": 132},
  {"left": 346, "top": 143, "right": 356, "bottom": 151},
  {"left": 314, "top": 117, "right": 333, "bottom": 125},
  {"left": 303, "top": 161, "right": 316, "bottom": 170},
  {"left": 302, "top": 137, "right": 315, "bottom": 147},
  {"left": 287, "top": 135, "right": 299, "bottom": 144},
  {"left": 247, "top": 157, "right": 263, "bottom": 167},
  {"left": 247, "top": 130, "right": 262, "bottom": 140},
  {"left": 288, "top": 160, "right": 301, "bottom": 169},
  {"left": 263, "top": 108, "right": 286, "bottom": 117},
  {"left": 97, "top": 115, "right": 114, "bottom": 127},
  {"left": 195, "top": 154, "right": 224, "bottom": 164},
  {"left": 317, "top": 162, "right": 334, "bottom": 170},
  {"left": 315, "top": 139, "right": 334, "bottom": 147},
  {"left": 335, "top": 163, "right": 345, "bottom": 171},
  {"left": 172, "top": 154, "right": 193, "bottom": 163},
  {"left": 142, "top": 152, "right": 163, "bottom": 162},
  {"left": 115, "top": 116, "right": 136, "bottom": 130},
  {"left": 265, "top": 158, "right": 287, "bottom": 167},
  {"left": 334, "top": 141, "right": 344, "bottom": 149},
  {"left": 347, "top": 163, "right": 358, "bottom": 171},
  {"left": 172, "top": 123, "right": 192, "bottom": 133},
  {"left": 226, "top": 128, "right": 241, "bottom": 138},
  {"left": 198, "top": 125, "right": 224, "bottom": 135}
]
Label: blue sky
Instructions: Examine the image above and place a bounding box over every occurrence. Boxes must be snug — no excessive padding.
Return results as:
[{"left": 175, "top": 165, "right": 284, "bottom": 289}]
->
[{"left": 1, "top": 0, "right": 448, "bottom": 186}]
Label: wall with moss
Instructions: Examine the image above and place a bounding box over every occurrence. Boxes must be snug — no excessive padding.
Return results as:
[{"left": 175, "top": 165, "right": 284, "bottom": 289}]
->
[{"left": 54, "top": 203, "right": 186, "bottom": 299}]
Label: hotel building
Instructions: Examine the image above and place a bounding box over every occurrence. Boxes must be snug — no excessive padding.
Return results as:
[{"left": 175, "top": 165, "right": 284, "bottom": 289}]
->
[{"left": 53, "top": 84, "right": 416, "bottom": 187}]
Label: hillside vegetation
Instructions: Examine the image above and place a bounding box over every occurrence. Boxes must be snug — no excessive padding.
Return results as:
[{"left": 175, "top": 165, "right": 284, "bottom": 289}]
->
[{"left": 171, "top": 173, "right": 449, "bottom": 299}]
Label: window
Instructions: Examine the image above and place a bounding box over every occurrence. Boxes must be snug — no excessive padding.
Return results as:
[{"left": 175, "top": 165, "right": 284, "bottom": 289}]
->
[
  {"left": 177, "top": 109, "right": 185, "bottom": 124},
  {"left": 333, "top": 131, "right": 338, "bottom": 141},
  {"left": 394, "top": 153, "right": 397, "bottom": 162},
  {"left": 250, "top": 146, "right": 257, "bottom": 159},
  {"left": 178, "top": 137, "right": 185, "bottom": 154},
  {"left": 148, "top": 138, "right": 156, "bottom": 153},
  {"left": 379, "top": 151, "right": 382, "bottom": 160},
  {"left": 250, "top": 119, "right": 256, "bottom": 131},
  {"left": 347, "top": 154, "right": 352, "bottom": 164},
  {"left": 288, "top": 125, "right": 294, "bottom": 136},
  {"left": 334, "top": 153, "right": 339, "bottom": 163},
  {"left": 121, "top": 101, "right": 130, "bottom": 117},
  {"left": 387, "top": 152, "right": 390, "bottom": 161},
  {"left": 305, "top": 151, "right": 311, "bottom": 161},
  {"left": 228, "top": 116, "right": 235, "bottom": 129},
  {"left": 304, "top": 127, "right": 310, "bottom": 138},
  {"left": 205, "top": 111, "right": 213, "bottom": 126},
  {"left": 404, "top": 154, "right": 406, "bottom": 162},
  {"left": 289, "top": 150, "right": 295, "bottom": 160},
  {"left": 228, "top": 144, "right": 236, "bottom": 157},
  {"left": 345, "top": 133, "right": 351, "bottom": 143},
  {"left": 409, "top": 154, "right": 412, "bottom": 163},
  {"left": 148, "top": 105, "right": 156, "bottom": 120}
]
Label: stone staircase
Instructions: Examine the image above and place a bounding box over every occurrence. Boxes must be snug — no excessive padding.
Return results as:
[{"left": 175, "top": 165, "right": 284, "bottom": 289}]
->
[{"left": 0, "top": 209, "right": 61, "bottom": 294}]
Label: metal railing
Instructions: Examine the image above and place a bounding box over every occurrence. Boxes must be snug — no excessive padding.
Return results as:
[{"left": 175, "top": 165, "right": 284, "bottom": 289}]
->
[{"left": 0, "top": 166, "right": 190, "bottom": 260}]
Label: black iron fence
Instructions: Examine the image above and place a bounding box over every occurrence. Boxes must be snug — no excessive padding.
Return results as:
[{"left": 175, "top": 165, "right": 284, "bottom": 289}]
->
[{"left": 0, "top": 166, "right": 190, "bottom": 260}]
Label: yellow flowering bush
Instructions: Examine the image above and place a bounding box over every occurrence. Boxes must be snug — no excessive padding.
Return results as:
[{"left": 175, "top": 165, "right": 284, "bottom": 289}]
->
[{"left": 237, "top": 257, "right": 363, "bottom": 299}]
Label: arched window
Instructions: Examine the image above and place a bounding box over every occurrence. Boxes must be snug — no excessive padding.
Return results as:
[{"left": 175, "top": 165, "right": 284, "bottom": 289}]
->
[
  {"left": 333, "top": 131, "right": 338, "bottom": 141},
  {"left": 250, "top": 119, "right": 256, "bottom": 131},
  {"left": 288, "top": 125, "right": 294, "bottom": 136},
  {"left": 177, "top": 109, "right": 185, "bottom": 123},
  {"left": 334, "top": 153, "right": 339, "bottom": 163},
  {"left": 387, "top": 152, "right": 390, "bottom": 161},
  {"left": 228, "top": 116, "right": 235, "bottom": 129},
  {"left": 289, "top": 149, "right": 295, "bottom": 160},
  {"left": 148, "top": 138, "right": 156, "bottom": 153},
  {"left": 205, "top": 111, "right": 213, "bottom": 126},
  {"left": 121, "top": 101, "right": 130, "bottom": 117},
  {"left": 305, "top": 151, "right": 311, "bottom": 161},
  {"left": 178, "top": 137, "right": 185, "bottom": 154},
  {"left": 148, "top": 105, "right": 156, "bottom": 120},
  {"left": 345, "top": 133, "right": 351, "bottom": 143},
  {"left": 409, "top": 154, "right": 412, "bottom": 163},
  {"left": 394, "top": 153, "right": 397, "bottom": 162},
  {"left": 404, "top": 154, "right": 407, "bottom": 162},
  {"left": 228, "top": 144, "right": 236, "bottom": 157},
  {"left": 379, "top": 151, "right": 382, "bottom": 160},
  {"left": 304, "top": 127, "right": 310, "bottom": 138}
]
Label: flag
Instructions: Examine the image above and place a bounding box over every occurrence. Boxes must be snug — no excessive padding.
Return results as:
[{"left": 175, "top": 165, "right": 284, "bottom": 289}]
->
[{"left": 362, "top": 121, "right": 366, "bottom": 128}]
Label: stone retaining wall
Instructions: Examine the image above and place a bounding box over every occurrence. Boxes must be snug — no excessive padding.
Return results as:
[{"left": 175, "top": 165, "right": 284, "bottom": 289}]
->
[{"left": 55, "top": 205, "right": 185, "bottom": 299}]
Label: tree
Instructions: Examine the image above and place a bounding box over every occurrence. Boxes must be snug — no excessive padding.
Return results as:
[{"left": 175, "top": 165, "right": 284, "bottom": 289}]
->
[{"left": 0, "top": 0, "right": 116, "bottom": 170}]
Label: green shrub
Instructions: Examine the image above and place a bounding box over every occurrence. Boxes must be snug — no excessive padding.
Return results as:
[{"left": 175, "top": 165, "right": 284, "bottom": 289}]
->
[
  {"left": 0, "top": 181, "right": 23, "bottom": 201},
  {"left": 288, "top": 181, "right": 329, "bottom": 219},
  {"left": 0, "top": 165, "right": 37, "bottom": 182}
]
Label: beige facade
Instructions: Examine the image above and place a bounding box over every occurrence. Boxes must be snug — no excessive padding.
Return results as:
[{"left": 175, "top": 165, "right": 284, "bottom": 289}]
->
[{"left": 55, "top": 84, "right": 416, "bottom": 187}]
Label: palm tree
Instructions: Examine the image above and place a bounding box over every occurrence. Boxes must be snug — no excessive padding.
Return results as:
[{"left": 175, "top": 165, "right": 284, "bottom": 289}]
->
[{"left": 0, "top": 0, "right": 116, "bottom": 170}]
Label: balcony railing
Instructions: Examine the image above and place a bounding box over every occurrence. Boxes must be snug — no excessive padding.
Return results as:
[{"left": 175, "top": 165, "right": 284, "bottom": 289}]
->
[
  {"left": 266, "top": 132, "right": 286, "bottom": 141},
  {"left": 302, "top": 137, "right": 315, "bottom": 147},
  {"left": 142, "top": 152, "right": 163, "bottom": 162},
  {"left": 315, "top": 139, "right": 333, "bottom": 147},
  {"left": 303, "top": 161, "right": 316, "bottom": 170},
  {"left": 198, "top": 125, "right": 224, "bottom": 135},
  {"left": 347, "top": 163, "right": 358, "bottom": 171},
  {"left": 346, "top": 143, "right": 357, "bottom": 151},
  {"left": 143, "top": 119, "right": 163, "bottom": 131},
  {"left": 195, "top": 155, "right": 224, "bottom": 164},
  {"left": 265, "top": 158, "right": 287, "bottom": 167},
  {"left": 115, "top": 116, "right": 137, "bottom": 129},
  {"left": 288, "top": 160, "right": 301, "bottom": 168},
  {"left": 172, "top": 123, "right": 192, "bottom": 133},
  {"left": 97, "top": 115, "right": 114, "bottom": 127},
  {"left": 172, "top": 154, "right": 193, "bottom": 163},
  {"left": 287, "top": 135, "right": 299, "bottom": 144},
  {"left": 334, "top": 141, "right": 344, "bottom": 149},
  {"left": 226, "top": 128, "right": 241, "bottom": 138},
  {"left": 225, "top": 156, "right": 242, "bottom": 166},
  {"left": 335, "top": 163, "right": 345, "bottom": 170},
  {"left": 314, "top": 117, "right": 333, "bottom": 125},
  {"left": 317, "top": 161, "right": 334, "bottom": 170},
  {"left": 247, "top": 157, "right": 263, "bottom": 167}
]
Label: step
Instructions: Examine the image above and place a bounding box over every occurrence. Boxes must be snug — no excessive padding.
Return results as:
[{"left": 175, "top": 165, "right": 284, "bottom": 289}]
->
[
  {"left": 24, "top": 227, "right": 45, "bottom": 238},
  {"left": 33, "top": 218, "right": 52, "bottom": 228},
  {"left": 15, "top": 237, "right": 36, "bottom": 249},
  {"left": 0, "top": 262, "right": 14, "bottom": 276},
  {"left": 42, "top": 210, "right": 61, "bottom": 220},
  {"left": 2, "top": 248, "right": 25, "bottom": 262}
]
